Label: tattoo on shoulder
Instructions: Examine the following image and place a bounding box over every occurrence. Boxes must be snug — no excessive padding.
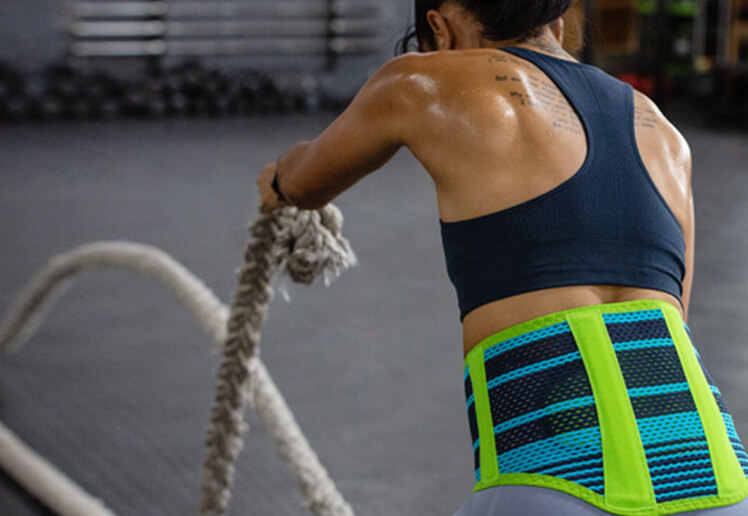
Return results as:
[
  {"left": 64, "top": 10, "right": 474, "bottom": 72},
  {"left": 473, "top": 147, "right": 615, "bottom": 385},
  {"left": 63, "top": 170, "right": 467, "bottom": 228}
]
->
[{"left": 634, "top": 105, "right": 659, "bottom": 129}]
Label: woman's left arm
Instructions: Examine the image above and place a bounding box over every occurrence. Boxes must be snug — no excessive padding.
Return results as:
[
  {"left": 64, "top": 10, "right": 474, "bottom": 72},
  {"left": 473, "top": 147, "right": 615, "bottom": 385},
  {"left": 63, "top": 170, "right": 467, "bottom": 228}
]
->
[{"left": 258, "top": 54, "right": 427, "bottom": 211}]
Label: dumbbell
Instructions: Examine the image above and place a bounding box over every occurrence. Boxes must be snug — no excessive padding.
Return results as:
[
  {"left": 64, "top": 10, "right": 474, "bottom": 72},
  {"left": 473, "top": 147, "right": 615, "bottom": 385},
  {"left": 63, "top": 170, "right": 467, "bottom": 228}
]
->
[
  {"left": 38, "top": 95, "right": 64, "bottom": 120},
  {"left": 5, "top": 96, "right": 30, "bottom": 121}
]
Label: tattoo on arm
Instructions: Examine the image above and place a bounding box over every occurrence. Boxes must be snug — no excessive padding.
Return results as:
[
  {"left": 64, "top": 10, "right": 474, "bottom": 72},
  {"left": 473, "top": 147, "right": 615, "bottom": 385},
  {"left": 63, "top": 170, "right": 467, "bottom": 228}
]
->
[{"left": 634, "top": 105, "right": 659, "bottom": 129}]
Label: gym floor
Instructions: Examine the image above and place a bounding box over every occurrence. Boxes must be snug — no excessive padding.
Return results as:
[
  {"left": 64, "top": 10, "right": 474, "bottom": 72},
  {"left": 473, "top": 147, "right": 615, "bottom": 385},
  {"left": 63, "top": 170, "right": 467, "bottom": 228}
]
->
[{"left": 0, "top": 113, "right": 746, "bottom": 515}]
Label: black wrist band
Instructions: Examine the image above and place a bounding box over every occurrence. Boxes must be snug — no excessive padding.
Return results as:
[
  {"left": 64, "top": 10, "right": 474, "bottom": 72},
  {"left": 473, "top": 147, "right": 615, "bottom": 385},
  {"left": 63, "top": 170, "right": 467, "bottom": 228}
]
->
[{"left": 271, "top": 168, "right": 287, "bottom": 202}]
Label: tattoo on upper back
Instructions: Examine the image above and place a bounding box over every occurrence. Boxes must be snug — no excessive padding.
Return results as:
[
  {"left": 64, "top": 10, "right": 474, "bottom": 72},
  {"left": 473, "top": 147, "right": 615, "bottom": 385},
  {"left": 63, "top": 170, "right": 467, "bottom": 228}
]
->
[
  {"left": 491, "top": 68, "right": 584, "bottom": 136},
  {"left": 488, "top": 54, "right": 536, "bottom": 72},
  {"left": 488, "top": 46, "right": 657, "bottom": 135},
  {"left": 485, "top": 40, "right": 584, "bottom": 136}
]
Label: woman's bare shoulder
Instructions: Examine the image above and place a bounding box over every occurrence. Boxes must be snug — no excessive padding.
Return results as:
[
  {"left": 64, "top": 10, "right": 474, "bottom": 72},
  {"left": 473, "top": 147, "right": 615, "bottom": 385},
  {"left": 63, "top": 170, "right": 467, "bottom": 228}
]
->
[
  {"left": 360, "top": 53, "right": 448, "bottom": 116},
  {"left": 633, "top": 90, "right": 692, "bottom": 181},
  {"left": 360, "top": 52, "right": 499, "bottom": 142}
]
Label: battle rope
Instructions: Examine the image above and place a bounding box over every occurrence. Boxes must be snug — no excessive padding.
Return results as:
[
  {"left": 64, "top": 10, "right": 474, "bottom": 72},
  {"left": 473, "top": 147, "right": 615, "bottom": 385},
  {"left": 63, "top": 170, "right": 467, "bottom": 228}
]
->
[
  {"left": 0, "top": 422, "right": 116, "bottom": 516},
  {"left": 0, "top": 205, "right": 357, "bottom": 516},
  {"left": 200, "top": 205, "right": 356, "bottom": 516}
]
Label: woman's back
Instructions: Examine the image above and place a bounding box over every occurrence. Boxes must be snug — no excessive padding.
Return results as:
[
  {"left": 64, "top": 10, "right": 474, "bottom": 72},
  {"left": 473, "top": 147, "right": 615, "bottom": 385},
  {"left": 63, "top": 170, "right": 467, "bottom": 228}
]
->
[{"left": 397, "top": 43, "right": 694, "bottom": 354}]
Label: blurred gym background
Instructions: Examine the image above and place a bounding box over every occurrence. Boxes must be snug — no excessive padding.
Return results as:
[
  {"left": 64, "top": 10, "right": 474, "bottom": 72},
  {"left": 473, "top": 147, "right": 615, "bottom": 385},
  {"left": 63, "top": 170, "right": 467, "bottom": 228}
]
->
[
  {"left": 0, "top": 0, "right": 745, "bottom": 120},
  {"left": 0, "top": 1, "right": 747, "bottom": 516}
]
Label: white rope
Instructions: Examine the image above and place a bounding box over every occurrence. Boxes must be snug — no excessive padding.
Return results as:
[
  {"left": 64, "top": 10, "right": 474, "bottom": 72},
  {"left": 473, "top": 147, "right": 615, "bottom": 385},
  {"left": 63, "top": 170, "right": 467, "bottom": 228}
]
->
[
  {"left": 0, "top": 205, "right": 357, "bottom": 516},
  {"left": 0, "top": 241, "right": 229, "bottom": 355},
  {"left": 0, "top": 421, "right": 116, "bottom": 516}
]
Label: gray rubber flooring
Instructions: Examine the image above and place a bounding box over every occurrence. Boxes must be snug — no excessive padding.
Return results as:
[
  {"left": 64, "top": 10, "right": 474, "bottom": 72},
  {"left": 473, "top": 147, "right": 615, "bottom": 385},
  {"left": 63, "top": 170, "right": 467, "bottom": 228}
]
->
[{"left": 0, "top": 113, "right": 746, "bottom": 516}]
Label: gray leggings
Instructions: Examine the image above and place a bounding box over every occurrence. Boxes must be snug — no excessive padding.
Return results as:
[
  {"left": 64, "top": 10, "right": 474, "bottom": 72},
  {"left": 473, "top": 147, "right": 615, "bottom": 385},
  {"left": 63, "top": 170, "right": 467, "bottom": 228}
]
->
[{"left": 453, "top": 485, "right": 748, "bottom": 515}]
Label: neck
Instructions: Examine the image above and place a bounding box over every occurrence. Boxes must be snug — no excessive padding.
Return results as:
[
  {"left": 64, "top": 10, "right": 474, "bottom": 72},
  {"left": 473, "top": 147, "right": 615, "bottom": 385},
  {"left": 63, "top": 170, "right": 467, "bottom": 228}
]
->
[{"left": 479, "top": 28, "right": 573, "bottom": 60}]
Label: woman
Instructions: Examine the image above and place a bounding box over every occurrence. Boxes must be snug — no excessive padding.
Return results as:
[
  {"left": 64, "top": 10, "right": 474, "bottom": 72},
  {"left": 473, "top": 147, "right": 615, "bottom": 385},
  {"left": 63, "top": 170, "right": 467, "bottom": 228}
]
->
[{"left": 257, "top": 1, "right": 748, "bottom": 514}]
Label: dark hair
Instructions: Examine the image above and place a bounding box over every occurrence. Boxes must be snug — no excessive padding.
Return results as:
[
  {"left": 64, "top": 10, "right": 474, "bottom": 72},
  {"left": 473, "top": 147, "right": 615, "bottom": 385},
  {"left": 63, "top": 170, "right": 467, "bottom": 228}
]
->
[{"left": 396, "top": 0, "right": 574, "bottom": 55}]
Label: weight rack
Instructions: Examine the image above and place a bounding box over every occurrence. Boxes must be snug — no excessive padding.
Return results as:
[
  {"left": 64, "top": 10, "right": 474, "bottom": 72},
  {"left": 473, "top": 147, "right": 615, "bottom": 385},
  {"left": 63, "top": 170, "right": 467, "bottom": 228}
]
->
[{"left": 68, "top": 0, "right": 388, "bottom": 71}]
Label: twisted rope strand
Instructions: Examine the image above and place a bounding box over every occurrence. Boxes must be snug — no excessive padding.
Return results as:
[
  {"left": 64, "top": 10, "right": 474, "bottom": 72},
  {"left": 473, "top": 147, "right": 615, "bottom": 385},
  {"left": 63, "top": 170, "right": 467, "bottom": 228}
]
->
[
  {"left": 199, "top": 206, "right": 356, "bottom": 516},
  {"left": 199, "top": 217, "right": 275, "bottom": 515}
]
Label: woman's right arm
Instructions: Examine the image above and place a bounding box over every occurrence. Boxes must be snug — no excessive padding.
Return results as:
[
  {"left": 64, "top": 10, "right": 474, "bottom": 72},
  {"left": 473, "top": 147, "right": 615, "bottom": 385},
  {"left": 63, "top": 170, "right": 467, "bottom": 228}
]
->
[{"left": 268, "top": 54, "right": 434, "bottom": 210}]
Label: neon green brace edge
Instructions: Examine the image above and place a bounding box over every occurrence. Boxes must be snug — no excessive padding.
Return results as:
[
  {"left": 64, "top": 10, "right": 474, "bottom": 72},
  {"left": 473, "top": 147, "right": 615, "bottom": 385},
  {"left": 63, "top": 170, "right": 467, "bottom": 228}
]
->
[
  {"left": 661, "top": 304, "right": 748, "bottom": 499},
  {"left": 466, "top": 348, "right": 499, "bottom": 489},
  {"left": 567, "top": 308, "right": 656, "bottom": 512}
]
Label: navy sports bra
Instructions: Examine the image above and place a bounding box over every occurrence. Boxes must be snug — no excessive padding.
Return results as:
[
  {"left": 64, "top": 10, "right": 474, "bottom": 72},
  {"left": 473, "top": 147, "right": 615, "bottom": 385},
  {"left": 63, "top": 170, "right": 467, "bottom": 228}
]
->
[{"left": 440, "top": 47, "right": 687, "bottom": 321}]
